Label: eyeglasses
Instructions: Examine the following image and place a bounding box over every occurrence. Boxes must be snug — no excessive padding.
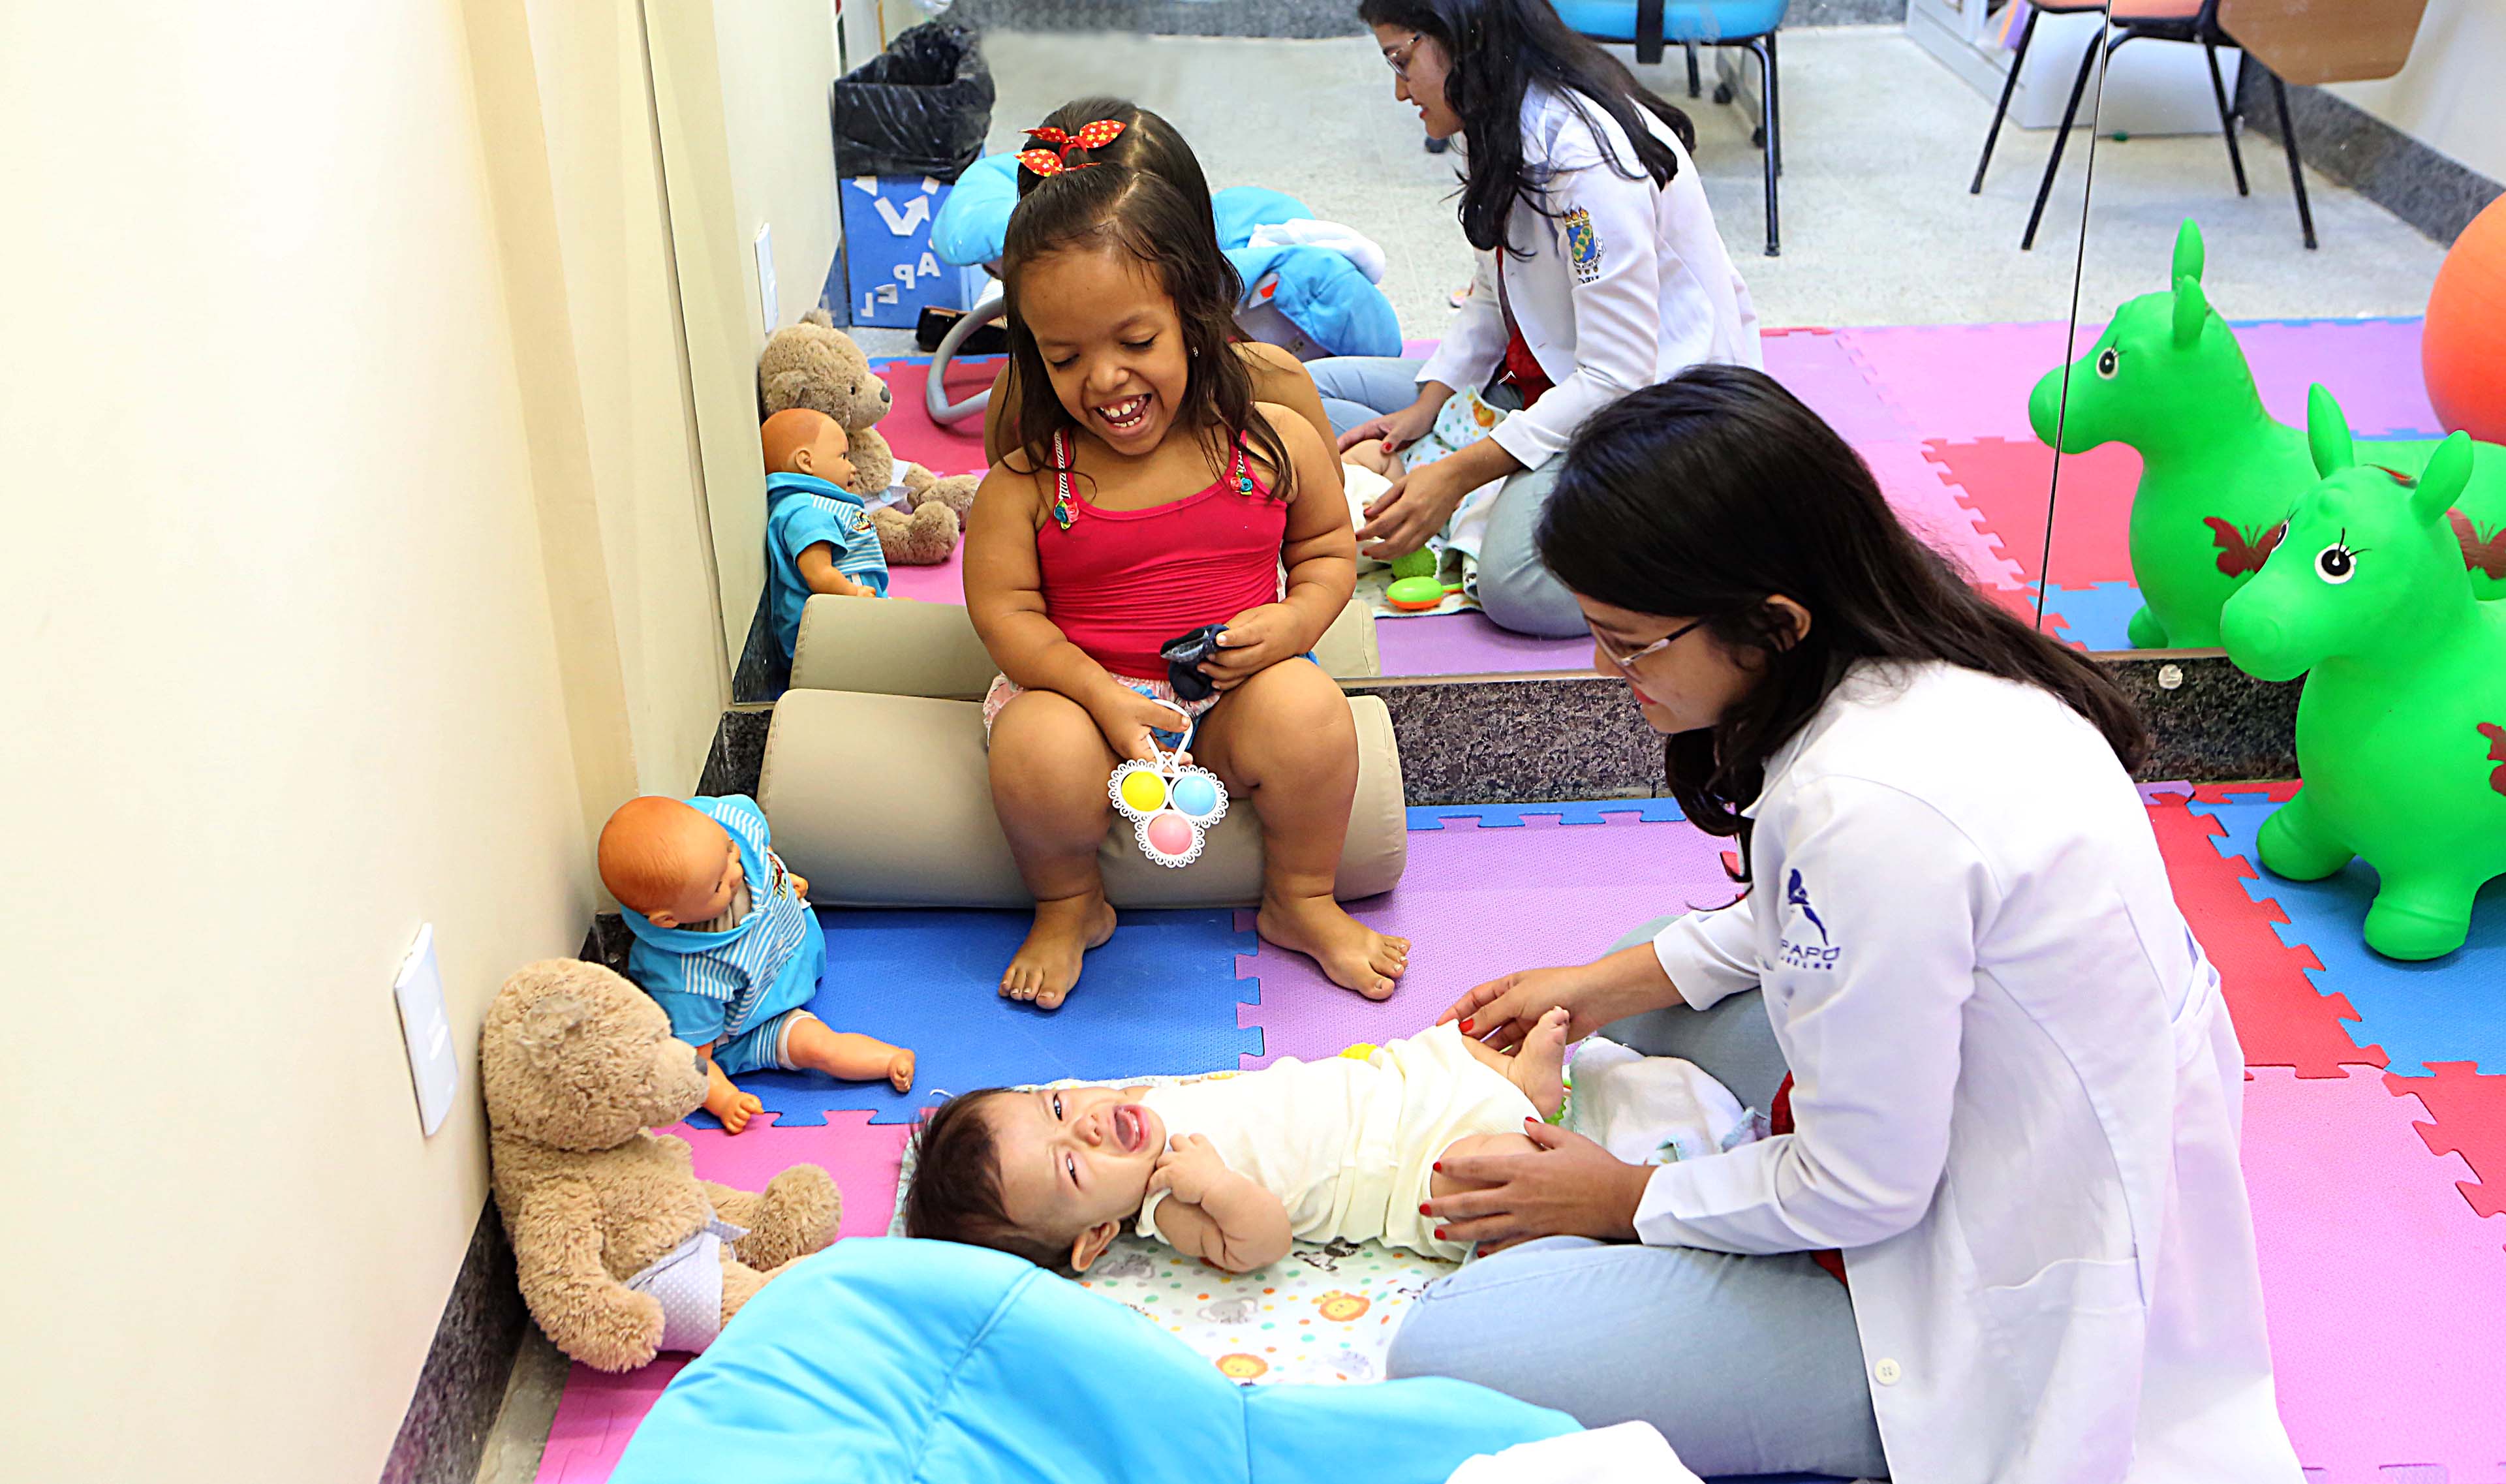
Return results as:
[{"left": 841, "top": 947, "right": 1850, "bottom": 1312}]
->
[
  {"left": 1590, "top": 617, "right": 1705, "bottom": 673},
  {"left": 1383, "top": 33, "right": 1420, "bottom": 80}
]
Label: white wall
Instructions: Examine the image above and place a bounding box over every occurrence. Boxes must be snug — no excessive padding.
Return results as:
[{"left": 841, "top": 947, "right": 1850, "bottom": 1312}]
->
[
  {"left": 0, "top": 2, "right": 730, "bottom": 1479},
  {"left": 2327, "top": 0, "right": 2506, "bottom": 185}
]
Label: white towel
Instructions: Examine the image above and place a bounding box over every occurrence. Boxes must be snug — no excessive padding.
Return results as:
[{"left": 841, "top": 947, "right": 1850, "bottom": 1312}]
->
[
  {"left": 1249, "top": 219, "right": 1388, "bottom": 284},
  {"left": 1444, "top": 1421, "right": 1705, "bottom": 1484},
  {"left": 1559, "top": 1038, "right": 1765, "bottom": 1166}
]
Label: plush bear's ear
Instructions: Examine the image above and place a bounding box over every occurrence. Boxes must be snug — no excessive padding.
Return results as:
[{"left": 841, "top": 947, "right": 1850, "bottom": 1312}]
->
[
  {"left": 516, "top": 991, "right": 593, "bottom": 1071},
  {"left": 802, "top": 307, "right": 834, "bottom": 329}
]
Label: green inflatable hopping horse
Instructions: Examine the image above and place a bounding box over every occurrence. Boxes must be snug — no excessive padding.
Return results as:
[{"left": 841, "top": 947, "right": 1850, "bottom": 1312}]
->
[
  {"left": 2031, "top": 220, "right": 2506, "bottom": 649},
  {"left": 2221, "top": 388, "right": 2506, "bottom": 961}
]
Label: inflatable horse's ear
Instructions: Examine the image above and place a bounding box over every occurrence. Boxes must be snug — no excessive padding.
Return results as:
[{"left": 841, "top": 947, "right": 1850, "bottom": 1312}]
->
[
  {"left": 2171, "top": 274, "right": 2210, "bottom": 347},
  {"left": 2172, "top": 219, "right": 2206, "bottom": 286},
  {"left": 2415, "top": 432, "right": 2475, "bottom": 525},
  {"left": 2307, "top": 384, "right": 2356, "bottom": 478}
]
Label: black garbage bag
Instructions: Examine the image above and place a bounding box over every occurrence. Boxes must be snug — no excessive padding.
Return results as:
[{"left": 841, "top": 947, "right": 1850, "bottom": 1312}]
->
[{"left": 830, "top": 22, "right": 995, "bottom": 183}]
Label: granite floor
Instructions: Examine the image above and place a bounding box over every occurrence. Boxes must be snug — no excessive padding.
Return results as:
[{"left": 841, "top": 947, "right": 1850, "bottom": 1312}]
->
[{"left": 847, "top": 23, "right": 2448, "bottom": 362}]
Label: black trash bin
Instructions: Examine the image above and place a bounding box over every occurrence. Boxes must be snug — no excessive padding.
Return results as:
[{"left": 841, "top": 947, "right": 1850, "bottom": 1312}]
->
[{"left": 829, "top": 21, "right": 995, "bottom": 183}]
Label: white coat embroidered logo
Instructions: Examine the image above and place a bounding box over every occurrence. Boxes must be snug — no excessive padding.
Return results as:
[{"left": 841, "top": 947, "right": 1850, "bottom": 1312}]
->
[
  {"left": 1562, "top": 207, "right": 1602, "bottom": 284},
  {"left": 1779, "top": 869, "right": 1840, "bottom": 970}
]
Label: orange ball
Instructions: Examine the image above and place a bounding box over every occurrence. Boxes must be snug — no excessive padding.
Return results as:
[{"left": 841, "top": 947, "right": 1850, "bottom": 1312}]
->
[{"left": 2425, "top": 197, "right": 2506, "bottom": 446}]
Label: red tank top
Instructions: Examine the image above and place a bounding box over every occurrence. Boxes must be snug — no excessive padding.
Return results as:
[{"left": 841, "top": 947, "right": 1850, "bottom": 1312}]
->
[{"left": 1035, "top": 428, "right": 1287, "bottom": 679}]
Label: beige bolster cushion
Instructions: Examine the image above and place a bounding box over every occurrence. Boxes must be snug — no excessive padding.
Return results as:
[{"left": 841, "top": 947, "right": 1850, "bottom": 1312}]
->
[
  {"left": 758, "top": 688, "right": 1406, "bottom": 908},
  {"left": 789, "top": 594, "right": 1380, "bottom": 699}
]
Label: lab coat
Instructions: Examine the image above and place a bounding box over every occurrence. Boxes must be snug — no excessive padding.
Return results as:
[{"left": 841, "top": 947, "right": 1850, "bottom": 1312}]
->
[
  {"left": 1415, "top": 85, "right": 1761, "bottom": 472},
  {"left": 1644, "top": 662, "right": 2302, "bottom": 1484}
]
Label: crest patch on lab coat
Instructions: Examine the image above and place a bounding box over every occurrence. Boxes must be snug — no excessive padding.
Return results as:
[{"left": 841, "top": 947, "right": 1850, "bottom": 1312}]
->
[{"left": 1562, "top": 207, "right": 1602, "bottom": 284}]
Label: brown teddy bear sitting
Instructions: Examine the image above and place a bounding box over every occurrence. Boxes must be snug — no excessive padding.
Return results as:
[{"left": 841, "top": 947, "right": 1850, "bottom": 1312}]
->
[
  {"left": 758, "top": 308, "right": 978, "bottom": 566},
  {"left": 483, "top": 959, "right": 842, "bottom": 1372}
]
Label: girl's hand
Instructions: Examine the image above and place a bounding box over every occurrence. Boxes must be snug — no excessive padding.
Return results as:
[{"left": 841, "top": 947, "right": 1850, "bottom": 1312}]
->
[
  {"left": 1335, "top": 395, "right": 1440, "bottom": 457},
  {"left": 1087, "top": 687, "right": 1192, "bottom": 765},
  {"left": 1202, "top": 604, "right": 1303, "bottom": 690},
  {"left": 1147, "top": 1133, "right": 1233, "bottom": 1207},
  {"left": 1443, "top": 963, "right": 1628, "bottom": 1051},
  {"left": 1425, "top": 1120, "right": 1652, "bottom": 1254},
  {"left": 1356, "top": 456, "right": 1473, "bottom": 561}
]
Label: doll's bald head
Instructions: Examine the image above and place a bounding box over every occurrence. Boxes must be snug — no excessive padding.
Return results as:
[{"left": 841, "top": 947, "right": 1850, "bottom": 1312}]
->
[
  {"left": 762, "top": 408, "right": 857, "bottom": 488},
  {"left": 598, "top": 797, "right": 744, "bottom": 928}
]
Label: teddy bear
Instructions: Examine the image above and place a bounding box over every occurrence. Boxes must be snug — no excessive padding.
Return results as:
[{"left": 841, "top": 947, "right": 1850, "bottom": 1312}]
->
[
  {"left": 759, "top": 309, "right": 981, "bottom": 566},
  {"left": 483, "top": 958, "right": 843, "bottom": 1372}
]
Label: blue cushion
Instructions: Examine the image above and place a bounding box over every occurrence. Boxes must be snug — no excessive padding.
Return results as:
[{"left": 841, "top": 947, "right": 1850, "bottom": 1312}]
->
[
  {"left": 1551, "top": 0, "right": 1790, "bottom": 42},
  {"left": 611, "top": 1238, "right": 1582, "bottom": 1484},
  {"left": 929, "top": 152, "right": 1020, "bottom": 269}
]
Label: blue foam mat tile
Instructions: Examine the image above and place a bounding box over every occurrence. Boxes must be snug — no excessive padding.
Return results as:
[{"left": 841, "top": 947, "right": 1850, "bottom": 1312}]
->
[
  {"left": 688, "top": 906, "right": 1260, "bottom": 1128},
  {"left": 2190, "top": 795, "right": 2506, "bottom": 1077},
  {"left": 2039, "top": 580, "right": 2144, "bottom": 653},
  {"left": 1407, "top": 798, "right": 1688, "bottom": 829}
]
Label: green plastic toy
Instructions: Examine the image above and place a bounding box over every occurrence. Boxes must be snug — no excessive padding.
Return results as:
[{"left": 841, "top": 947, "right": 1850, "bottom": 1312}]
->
[
  {"left": 1389, "top": 548, "right": 1440, "bottom": 583},
  {"left": 2220, "top": 387, "right": 2506, "bottom": 961},
  {"left": 2031, "top": 220, "right": 2506, "bottom": 649}
]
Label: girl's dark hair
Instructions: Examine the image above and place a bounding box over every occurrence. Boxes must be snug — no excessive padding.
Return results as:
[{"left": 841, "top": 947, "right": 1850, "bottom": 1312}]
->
[
  {"left": 1015, "top": 99, "right": 1217, "bottom": 225},
  {"left": 898, "top": 1089, "right": 1073, "bottom": 1271},
  {"left": 1000, "top": 164, "right": 1294, "bottom": 502},
  {"left": 1538, "top": 365, "right": 2150, "bottom": 863},
  {"left": 1357, "top": 0, "right": 1695, "bottom": 255}
]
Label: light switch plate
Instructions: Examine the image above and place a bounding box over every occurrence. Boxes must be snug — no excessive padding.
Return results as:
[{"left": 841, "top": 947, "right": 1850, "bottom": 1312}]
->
[
  {"left": 754, "top": 223, "right": 779, "bottom": 334},
  {"left": 394, "top": 923, "right": 457, "bottom": 1136}
]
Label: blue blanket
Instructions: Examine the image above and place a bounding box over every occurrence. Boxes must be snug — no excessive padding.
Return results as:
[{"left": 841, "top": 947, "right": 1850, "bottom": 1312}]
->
[{"left": 611, "top": 1237, "right": 1579, "bottom": 1483}]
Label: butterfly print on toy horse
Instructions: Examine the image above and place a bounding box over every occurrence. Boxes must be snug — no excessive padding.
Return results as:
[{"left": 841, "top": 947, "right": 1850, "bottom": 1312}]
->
[
  {"left": 2206, "top": 517, "right": 2287, "bottom": 578},
  {"left": 2452, "top": 512, "right": 2506, "bottom": 580}
]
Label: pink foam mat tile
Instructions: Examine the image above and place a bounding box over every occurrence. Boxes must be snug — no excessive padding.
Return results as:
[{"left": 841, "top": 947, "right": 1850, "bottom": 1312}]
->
[
  {"left": 2244, "top": 1066, "right": 2506, "bottom": 1483},
  {"left": 2235, "top": 318, "right": 2441, "bottom": 439},
  {"left": 529, "top": 1111, "right": 912, "bottom": 1484},
  {"left": 1236, "top": 813, "right": 1742, "bottom": 1068},
  {"left": 1761, "top": 327, "right": 1913, "bottom": 447},
  {"left": 868, "top": 360, "right": 995, "bottom": 479},
  {"left": 1923, "top": 438, "right": 2142, "bottom": 590},
  {"left": 882, "top": 548, "right": 965, "bottom": 604},
  {"left": 1833, "top": 321, "right": 2103, "bottom": 446},
  {"left": 1857, "top": 441, "right": 2032, "bottom": 593}
]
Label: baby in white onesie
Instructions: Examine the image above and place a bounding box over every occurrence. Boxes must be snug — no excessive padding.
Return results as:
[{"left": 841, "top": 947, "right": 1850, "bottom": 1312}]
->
[{"left": 900, "top": 1013, "right": 1572, "bottom": 1273}]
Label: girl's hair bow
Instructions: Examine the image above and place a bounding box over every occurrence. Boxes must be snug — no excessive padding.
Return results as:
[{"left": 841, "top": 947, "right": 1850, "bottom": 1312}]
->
[{"left": 1017, "top": 118, "right": 1126, "bottom": 178}]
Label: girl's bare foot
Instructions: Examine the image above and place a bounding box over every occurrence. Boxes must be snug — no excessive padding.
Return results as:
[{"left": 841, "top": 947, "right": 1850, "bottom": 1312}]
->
[
  {"left": 1002, "top": 891, "right": 1117, "bottom": 1010},
  {"left": 1506, "top": 1008, "right": 1571, "bottom": 1120},
  {"left": 1258, "top": 891, "right": 1410, "bottom": 999},
  {"left": 886, "top": 1049, "right": 916, "bottom": 1093}
]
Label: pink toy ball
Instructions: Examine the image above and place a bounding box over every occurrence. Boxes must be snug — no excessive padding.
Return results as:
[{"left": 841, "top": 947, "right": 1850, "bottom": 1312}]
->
[
  {"left": 1143, "top": 812, "right": 1196, "bottom": 859},
  {"left": 2426, "top": 197, "right": 2506, "bottom": 447}
]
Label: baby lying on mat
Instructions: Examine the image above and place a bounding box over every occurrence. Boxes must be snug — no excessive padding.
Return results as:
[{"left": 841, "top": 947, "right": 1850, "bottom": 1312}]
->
[{"left": 901, "top": 1013, "right": 1575, "bottom": 1273}]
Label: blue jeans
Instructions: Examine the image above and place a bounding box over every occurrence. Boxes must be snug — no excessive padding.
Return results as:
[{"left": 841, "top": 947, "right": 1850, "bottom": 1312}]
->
[
  {"left": 1308, "top": 356, "right": 1586, "bottom": 640},
  {"left": 1382, "top": 917, "right": 1890, "bottom": 1481}
]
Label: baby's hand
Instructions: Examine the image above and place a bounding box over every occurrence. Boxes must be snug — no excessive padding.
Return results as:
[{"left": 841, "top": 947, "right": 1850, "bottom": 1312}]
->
[
  {"left": 787, "top": 872, "right": 810, "bottom": 901},
  {"left": 1148, "top": 1133, "right": 1232, "bottom": 1207}
]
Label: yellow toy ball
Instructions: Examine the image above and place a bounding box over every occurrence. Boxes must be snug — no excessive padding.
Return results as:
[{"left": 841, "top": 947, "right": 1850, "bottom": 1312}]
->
[{"left": 1117, "top": 769, "right": 1169, "bottom": 814}]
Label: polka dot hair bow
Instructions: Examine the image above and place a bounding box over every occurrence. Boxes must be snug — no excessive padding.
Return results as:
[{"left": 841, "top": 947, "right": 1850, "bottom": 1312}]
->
[{"left": 1017, "top": 118, "right": 1126, "bottom": 178}]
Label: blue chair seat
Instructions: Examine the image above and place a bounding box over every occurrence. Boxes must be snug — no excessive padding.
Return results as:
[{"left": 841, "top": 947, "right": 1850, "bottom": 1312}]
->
[{"left": 1551, "top": 0, "right": 1788, "bottom": 43}]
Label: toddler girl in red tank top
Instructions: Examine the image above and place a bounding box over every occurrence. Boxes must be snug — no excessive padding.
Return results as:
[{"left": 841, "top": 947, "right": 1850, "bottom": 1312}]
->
[{"left": 961, "top": 140, "right": 1410, "bottom": 1013}]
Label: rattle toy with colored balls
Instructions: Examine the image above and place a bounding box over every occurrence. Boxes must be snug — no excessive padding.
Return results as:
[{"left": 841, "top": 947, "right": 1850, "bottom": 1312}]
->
[{"left": 1109, "top": 700, "right": 1230, "bottom": 867}]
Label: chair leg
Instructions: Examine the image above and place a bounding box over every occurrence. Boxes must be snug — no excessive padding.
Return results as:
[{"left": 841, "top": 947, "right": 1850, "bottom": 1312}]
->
[
  {"left": 2203, "top": 39, "right": 2249, "bottom": 195},
  {"left": 2022, "top": 25, "right": 2104, "bottom": 251},
  {"left": 1686, "top": 41, "right": 1701, "bottom": 99},
  {"left": 2268, "top": 69, "right": 2318, "bottom": 249},
  {"left": 1756, "top": 37, "right": 1780, "bottom": 256},
  {"left": 1970, "top": 7, "right": 2037, "bottom": 194}
]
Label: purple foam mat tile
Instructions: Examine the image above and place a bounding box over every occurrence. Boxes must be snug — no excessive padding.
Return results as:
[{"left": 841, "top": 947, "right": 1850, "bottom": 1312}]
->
[
  {"left": 2232, "top": 318, "right": 2441, "bottom": 439},
  {"left": 1374, "top": 611, "right": 1592, "bottom": 677},
  {"left": 1833, "top": 321, "right": 2103, "bottom": 446},
  {"left": 1237, "top": 814, "right": 1744, "bottom": 1068},
  {"left": 1857, "top": 441, "right": 2032, "bottom": 592},
  {"left": 1762, "top": 328, "right": 1914, "bottom": 447}
]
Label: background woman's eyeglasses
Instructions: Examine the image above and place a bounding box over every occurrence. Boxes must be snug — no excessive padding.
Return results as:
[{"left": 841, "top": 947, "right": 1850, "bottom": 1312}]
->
[
  {"left": 1382, "top": 35, "right": 1419, "bottom": 80},
  {"left": 1591, "top": 618, "right": 1705, "bottom": 673}
]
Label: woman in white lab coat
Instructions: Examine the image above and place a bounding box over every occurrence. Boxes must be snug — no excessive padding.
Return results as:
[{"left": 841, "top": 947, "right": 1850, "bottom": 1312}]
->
[
  {"left": 1311, "top": 0, "right": 1759, "bottom": 637},
  {"left": 1391, "top": 367, "right": 2303, "bottom": 1484}
]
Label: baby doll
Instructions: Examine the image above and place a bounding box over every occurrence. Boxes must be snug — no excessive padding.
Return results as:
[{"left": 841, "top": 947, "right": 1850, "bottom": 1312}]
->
[
  {"left": 601, "top": 794, "right": 914, "bottom": 1134},
  {"left": 762, "top": 407, "right": 893, "bottom": 662},
  {"left": 900, "top": 1013, "right": 1575, "bottom": 1273},
  {"left": 1340, "top": 385, "right": 1509, "bottom": 580}
]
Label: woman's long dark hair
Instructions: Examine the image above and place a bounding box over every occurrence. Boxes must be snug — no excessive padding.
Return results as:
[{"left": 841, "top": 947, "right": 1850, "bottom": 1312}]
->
[
  {"left": 1538, "top": 365, "right": 2149, "bottom": 865},
  {"left": 1000, "top": 164, "right": 1293, "bottom": 502},
  {"left": 1358, "top": 0, "right": 1695, "bottom": 255}
]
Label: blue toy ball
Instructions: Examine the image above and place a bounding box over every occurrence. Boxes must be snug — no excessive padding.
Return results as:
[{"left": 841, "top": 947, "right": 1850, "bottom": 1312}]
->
[{"left": 1170, "top": 773, "right": 1222, "bottom": 820}]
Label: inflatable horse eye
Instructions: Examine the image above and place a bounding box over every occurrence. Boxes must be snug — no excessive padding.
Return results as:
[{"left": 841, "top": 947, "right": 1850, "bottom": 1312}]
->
[
  {"left": 2096, "top": 347, "right": 2119, "bottom": 379},
  {"left": 1108, "top": 702, "right": 1230, "bottom": 868},
  {"left": 2316, "top": 542, "right": 2357, "bottom": 584}
]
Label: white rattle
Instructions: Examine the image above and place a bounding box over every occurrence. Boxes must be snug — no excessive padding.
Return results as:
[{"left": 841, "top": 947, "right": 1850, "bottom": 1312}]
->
[{"left": 1107, "top": 700, "right": 1230, "bottom": 868}]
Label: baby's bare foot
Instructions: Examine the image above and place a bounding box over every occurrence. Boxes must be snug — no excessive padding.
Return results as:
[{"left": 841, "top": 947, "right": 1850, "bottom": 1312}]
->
[
  {"left": 887, "top": 1049, "right": 916, "bottom": 1093},
  {"left": 1001, "top": 892, "right": 1117, "bottom": 1011},
  {"left": 707, "top": 1085, "right": 765, "bottom": 1136},
  {"left": 1258, "top": 891, "right": 1409, "bottom": 1000},
  {"left": 1508, "top": 1008, "right": 1571, "bottom": 1120}
]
